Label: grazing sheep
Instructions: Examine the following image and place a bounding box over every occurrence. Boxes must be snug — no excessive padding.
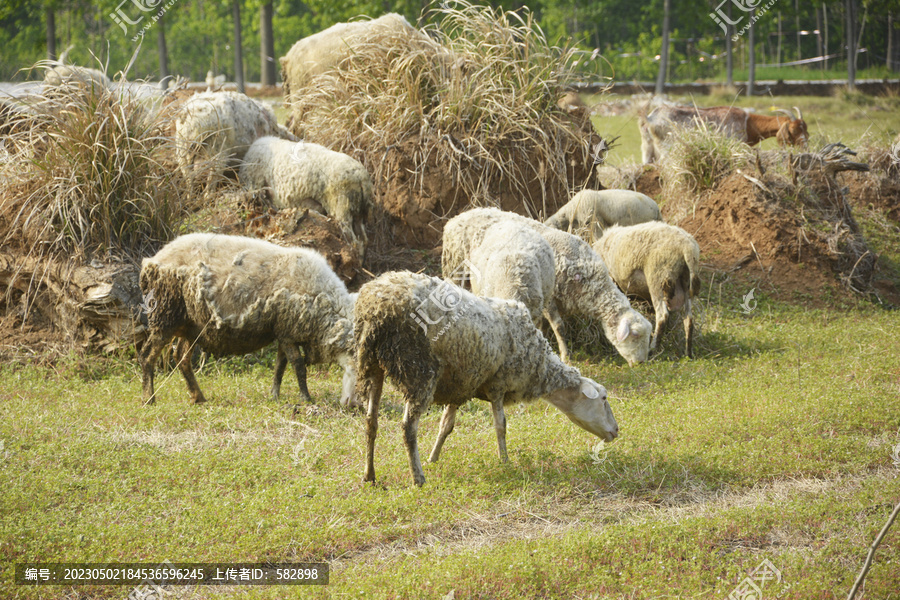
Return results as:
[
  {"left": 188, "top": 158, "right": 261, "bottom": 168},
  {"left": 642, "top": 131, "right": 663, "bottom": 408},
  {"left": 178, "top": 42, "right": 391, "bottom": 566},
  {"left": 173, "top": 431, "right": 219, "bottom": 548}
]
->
[
  {"left": 42, "top": 49, "right": 111, "bottom": 90},
  {"left": 593, "top": 222, "right": 700, "bottom": 357},
  {"left": 544, "top": 189, "right": 662, "bottom": 242},
  {"left": 239, "top": 137, "right": 372, "bottom": 259},
  {"left": 442, "top": 208, "right": 652, "bottom": 366},
  {"left": 174, "top": 91, "right": 296, "bottom": 179},
  {"left": 457, "top": 220, "right": 569, "bottom": 363},
  {"left": 355, "top": 271, "right": 618, "bottom": 487},
  {"left": 139, "top": 233, "right": 358, "bottom": 409}
]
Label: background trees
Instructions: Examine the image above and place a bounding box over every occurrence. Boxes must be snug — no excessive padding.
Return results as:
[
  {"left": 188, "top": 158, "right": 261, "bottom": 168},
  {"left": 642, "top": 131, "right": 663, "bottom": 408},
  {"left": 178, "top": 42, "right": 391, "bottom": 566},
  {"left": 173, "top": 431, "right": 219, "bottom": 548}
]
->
[{"left": 0, "top": 0, "right": 895, "bottom": 84}]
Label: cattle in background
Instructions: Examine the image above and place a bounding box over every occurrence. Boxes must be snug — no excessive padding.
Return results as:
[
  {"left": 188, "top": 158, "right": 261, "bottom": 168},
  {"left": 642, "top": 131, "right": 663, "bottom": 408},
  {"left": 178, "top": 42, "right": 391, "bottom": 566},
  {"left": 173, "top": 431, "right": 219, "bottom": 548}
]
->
[{"left": 639, "top": 104, "right": 808, "bottom": 164}]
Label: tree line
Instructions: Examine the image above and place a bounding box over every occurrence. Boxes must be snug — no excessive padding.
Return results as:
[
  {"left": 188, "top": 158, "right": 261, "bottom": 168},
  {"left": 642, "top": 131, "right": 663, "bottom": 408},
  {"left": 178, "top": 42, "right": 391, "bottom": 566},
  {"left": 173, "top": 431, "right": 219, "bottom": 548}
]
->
[{"left": 0, "top": 0, "right": 896, "bottom": 87}]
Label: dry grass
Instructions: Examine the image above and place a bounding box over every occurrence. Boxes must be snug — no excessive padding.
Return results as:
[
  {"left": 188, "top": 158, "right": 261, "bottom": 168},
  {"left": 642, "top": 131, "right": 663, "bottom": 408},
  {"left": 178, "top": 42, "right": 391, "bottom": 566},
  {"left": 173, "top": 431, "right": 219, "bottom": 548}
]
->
[
  {"left": 0, "top": 66, "right": 220, "bottom": 265},
  {"left": 659, "top": 120, "right": 753, "bottom": 198},
  {"left": 284, "top": 0, "right": 597, "bottom": 263}
]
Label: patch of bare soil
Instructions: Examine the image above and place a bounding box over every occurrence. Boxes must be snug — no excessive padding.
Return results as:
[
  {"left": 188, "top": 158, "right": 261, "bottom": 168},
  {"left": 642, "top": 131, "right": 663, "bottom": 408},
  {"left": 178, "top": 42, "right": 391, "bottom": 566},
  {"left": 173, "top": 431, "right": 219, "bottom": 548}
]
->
[{"left": 664, "top": 166, "right": 885, "bottom": 307}]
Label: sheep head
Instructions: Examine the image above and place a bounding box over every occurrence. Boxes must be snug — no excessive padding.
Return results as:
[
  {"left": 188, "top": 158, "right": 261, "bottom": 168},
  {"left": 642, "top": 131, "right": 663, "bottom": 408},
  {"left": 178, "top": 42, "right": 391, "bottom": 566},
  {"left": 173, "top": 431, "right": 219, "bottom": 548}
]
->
[
  {"left": 544, "top": 377, "right": 618, "bottom": 442},
  {"left": 774, "top": 107, "right": 808, "bottom": 147},
  {"left": 612, "top": 311, "right": 652, "bottom": 367}
]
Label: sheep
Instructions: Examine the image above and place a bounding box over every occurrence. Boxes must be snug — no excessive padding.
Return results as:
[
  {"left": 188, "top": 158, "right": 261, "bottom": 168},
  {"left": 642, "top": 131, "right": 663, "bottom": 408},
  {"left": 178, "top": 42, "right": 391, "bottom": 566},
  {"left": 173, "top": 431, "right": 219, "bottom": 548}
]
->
[
  {"left": 173, "top": 91, "right": 296, "bottom": 179},
  {"left": 280, "top": 14, "right": 436, "bottom": 104},
  {"left": 138, "top": 233, "right": 358, "bottom": 409},
  {"left": 355, "top": 271, "right": 618, "bottom": 487},
  {"left": 442, "top": 208, "right": 652, "bottom": 367},
  {"left": 42, "top": 48, "right": 111, "bottom": 90},
  {"left": 461, "top": 220, "right": 569, "bottom": 363},
  {"left": 239, "top": 136, "right": 372, "bottom": 260},
  {"left": 544, "top": 189, "right": 662, "bottom": 242},
  {"left": 593, "top": 222, "right": 701, "bottom": 357}
]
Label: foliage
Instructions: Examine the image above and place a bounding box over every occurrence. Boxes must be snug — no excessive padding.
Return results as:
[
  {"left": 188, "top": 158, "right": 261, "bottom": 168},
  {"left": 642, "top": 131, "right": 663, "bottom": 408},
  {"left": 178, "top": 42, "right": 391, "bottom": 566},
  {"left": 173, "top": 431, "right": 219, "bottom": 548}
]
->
[{"left": 0, "top": 0, "right": 896, "bottom": 83}]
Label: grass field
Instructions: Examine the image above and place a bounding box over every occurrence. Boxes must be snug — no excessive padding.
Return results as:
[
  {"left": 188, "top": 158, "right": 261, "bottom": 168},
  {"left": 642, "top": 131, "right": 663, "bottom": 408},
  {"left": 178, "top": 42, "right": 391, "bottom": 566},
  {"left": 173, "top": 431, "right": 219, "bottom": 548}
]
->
[
  {"left": 590, "top": 91, "right": 900, "bottom": 166},
  {"left": 2, "top": 286, "right": 899, "bottom": 598},
  {"left": 2, "top": 91, "right": 900, "bottom": 599}
]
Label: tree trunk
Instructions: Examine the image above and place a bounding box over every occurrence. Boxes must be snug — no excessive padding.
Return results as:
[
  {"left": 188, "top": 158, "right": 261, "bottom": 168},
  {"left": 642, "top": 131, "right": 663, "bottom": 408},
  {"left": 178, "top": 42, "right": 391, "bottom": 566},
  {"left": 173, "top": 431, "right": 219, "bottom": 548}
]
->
[
  {"left": 260, "top": 2, "right": 276, "bottom": 87},
  {"left": 816, "top": 7, "right": 824, "bottom": 70},
  {"left": 824, "top": 4, "right": 829, "bottom": 70},
  {"left": 888, "top": 13, "right": 894, "bottom": 71},
  {"left": 45, "top": 4, "right": 56, "bottom": 61},
  {"left": 726, "top": 1, "right": 734, "bottom": 87},
  {"left": 157, "top": 12, "right": 169, "bottom": 82},
  {"left": 846, "top": 0, "right": 857, "bottom": 89},
  {"left": 232, "top": 0, "right": 245, "bottom": 94},
  {"left": 795, "top": 0, "right": 801, "bottom": 62},
  {"left": 777, "top": 11, "right": 782, "bottom": 65},
  {"left": 748, "top": 9, "right": 757, "bottom": 96},
  {"left": 654, "top": 0, "right": 670, "bottom": 96}
]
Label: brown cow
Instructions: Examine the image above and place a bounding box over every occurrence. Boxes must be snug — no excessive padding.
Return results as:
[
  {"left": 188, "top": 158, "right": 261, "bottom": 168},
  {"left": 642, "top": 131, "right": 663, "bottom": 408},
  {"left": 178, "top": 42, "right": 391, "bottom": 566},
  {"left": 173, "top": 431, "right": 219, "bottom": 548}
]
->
[{"left": 639, "top": 104, "right": 808, "bottom": 164}]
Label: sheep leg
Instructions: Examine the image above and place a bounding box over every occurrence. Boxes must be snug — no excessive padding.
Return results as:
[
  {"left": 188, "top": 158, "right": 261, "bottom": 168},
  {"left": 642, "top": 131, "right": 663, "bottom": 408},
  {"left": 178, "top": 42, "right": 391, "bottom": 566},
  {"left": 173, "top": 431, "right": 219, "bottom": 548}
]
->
[
  {"left": 282, "top": 342, "right": 312, "bottom": 405},
  {"left": 428, "top": 404, "right": 458, "bottom": 463},
  {"left": 363, "top": 367, "right": 384, "bottom": 484},
  {"left": 175, "top": 338, "right": 207, "bottom": 404},
  {"left": 139, "top": 332, "right": 169, "bottom": 405},
  {"left": 271, "top": 344, "right": 288, "bottom": 401},
  {"left": 650, "top": 288, "right": 670, "bottom": 351},
  {"left": 490, "top": 397, "right": 509, "bottom": 462},
  {"left": 544, "top": 303, "right": 570, "bottom": 363},
  {"left": 683, "top": 297, "right": 694, "bottom": 358},
  {"left": 402, "top": 386, "right": 434, "bottom": 487}
]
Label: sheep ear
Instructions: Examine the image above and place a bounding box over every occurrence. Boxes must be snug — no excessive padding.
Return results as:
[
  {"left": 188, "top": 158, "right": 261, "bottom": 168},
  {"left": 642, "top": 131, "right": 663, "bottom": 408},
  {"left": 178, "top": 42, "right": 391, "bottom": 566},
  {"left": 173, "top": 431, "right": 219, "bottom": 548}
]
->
[
  {"left": 580, "top": 380, "right": 600, "bottom": 399},
  {"left": 616, "top": 318, "right": 631, "bottom": 342}
]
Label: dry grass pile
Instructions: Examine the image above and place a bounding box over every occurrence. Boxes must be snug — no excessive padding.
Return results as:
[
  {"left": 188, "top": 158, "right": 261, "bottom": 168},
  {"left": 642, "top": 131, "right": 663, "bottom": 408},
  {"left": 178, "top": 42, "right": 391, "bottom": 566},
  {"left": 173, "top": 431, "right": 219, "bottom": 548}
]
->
[
  {"left": 656, "top": 129, "right": 886, "bottom": 302},
  {"left": 282, "top": 1, "right": 600, "bottom": 267},
  {"left": 0, "top": 69, "right": 222, "bottom": 353}
]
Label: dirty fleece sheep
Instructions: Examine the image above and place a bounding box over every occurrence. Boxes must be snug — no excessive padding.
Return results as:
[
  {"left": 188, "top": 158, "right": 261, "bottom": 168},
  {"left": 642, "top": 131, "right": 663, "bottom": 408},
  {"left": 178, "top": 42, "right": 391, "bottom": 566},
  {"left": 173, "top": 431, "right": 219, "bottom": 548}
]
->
[
  {"left": 462, "top": 220, "right": 569, "bottom": 362},
  {"left": 355, "top": 271, "right": 618, "bottom": 487},
  {"left": 442, "top": 208, "right": 652, "bottom": 366},
  {"left": 139, "top": 233, "right": 358, "bottom": 408},
  {"left": 174, "top": 91, "right": 296, "bottom": 179},
  {"left": 594, "top": 222, "right": 700, "bottom": 357},
  {"left": 544, "top": 189, "right": 662, "bottom": 242},
  {"left": 239, "top": 136, "right": 372, "bottom": 259}
]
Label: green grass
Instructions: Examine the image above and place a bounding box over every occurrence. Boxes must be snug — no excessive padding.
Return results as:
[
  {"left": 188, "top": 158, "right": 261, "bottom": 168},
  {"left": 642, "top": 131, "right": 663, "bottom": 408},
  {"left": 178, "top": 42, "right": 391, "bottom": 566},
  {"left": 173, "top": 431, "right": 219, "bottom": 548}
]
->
[
  {"left": 591, "top": 92, "right": 900, "bottom": 166},
  {"left": 1, "top": 297, "right": 899, "bottom": 598}
]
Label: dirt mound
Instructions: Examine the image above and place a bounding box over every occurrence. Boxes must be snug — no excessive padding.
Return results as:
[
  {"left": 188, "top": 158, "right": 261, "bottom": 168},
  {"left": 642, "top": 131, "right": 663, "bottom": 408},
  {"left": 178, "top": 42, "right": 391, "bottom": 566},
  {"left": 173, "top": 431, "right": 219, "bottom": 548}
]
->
[
  {"left": 844, "top": 170, "right": 900, "bottom": 223},
  {"left": 665, "top": 165, "right": 887, "bottom": 306}
]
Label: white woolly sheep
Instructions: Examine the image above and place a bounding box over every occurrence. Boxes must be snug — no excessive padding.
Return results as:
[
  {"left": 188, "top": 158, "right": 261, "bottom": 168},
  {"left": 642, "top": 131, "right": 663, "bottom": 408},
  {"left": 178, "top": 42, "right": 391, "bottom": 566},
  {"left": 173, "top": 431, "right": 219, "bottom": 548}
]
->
[
  {"left": 239, "top": 136, "right": 372, "bottom": 259},
  {"left": 139, "top": 233, "right": 358, "bottom": 409},
  {"left": 42, "top": 49, "right": 111, "bottom": 90},
  {"left": 442, "top": 208, "right": 652, "bottom": 366},
  {"left": 355, "top": 271, "right": 618, "bottom": 487},
  {"left": 544, "top": 189, "right": 661, "bottom": 242},
  {"left": 280, "top": 14, "right": 436, "bottom": 104},
  {"left": 456, "top": 220, "right": 569, "bottom": 362},
  {"left": 174, "top": 91, "right": 296, "bottom": 179},
  {"left": 593, "top": 222, "right": 701, "bottom": 357}
]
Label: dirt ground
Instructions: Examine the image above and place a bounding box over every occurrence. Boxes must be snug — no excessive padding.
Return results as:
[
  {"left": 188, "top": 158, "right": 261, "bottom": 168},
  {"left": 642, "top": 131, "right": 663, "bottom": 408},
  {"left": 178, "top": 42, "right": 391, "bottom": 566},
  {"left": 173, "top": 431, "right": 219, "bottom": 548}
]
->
[{"left": 629, "top": 162, "right": 900, "bottom": 307}]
